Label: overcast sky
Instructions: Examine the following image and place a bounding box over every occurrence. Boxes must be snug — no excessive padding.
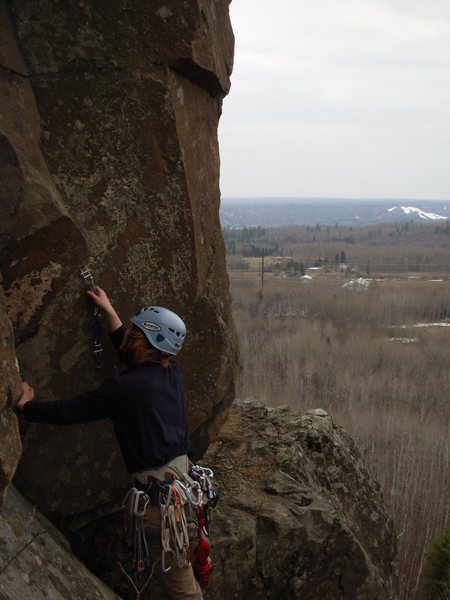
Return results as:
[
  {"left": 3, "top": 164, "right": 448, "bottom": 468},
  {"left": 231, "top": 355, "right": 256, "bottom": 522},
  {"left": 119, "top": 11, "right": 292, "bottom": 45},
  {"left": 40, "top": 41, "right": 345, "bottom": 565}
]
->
[{"left": 218, "top": 0, "right": 450, "bottom": 200}]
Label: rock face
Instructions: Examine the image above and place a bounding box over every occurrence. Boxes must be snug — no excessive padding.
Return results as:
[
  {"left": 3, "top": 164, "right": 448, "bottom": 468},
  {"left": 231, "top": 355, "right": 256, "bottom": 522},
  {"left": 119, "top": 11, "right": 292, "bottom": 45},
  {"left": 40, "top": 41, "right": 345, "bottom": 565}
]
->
[
  {"left": 0, "top": 290, "right": 22, "bottom": 512},
  {"left": 0, "top": 0, "right": 237, "bottom": 520},
  {"left": 205, "top": 400, "right": 398, "bottom": 600},
  {"left": 0, "top": 485, "right": 120, "bottom": 600}
]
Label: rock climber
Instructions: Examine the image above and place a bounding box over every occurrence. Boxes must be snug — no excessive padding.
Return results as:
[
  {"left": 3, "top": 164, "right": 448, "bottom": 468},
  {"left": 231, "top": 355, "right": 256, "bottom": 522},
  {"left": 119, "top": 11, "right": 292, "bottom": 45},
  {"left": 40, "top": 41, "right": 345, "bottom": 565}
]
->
[{"left": 17, "top": 286, "right": 204, "bottom": 600}]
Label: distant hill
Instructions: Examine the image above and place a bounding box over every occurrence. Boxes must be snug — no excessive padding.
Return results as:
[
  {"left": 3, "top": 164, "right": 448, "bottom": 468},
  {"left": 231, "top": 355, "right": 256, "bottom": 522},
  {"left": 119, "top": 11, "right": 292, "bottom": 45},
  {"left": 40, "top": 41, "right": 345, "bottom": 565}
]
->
[{"left": 220, "top": 198, "right": 449, "bottom": 227}]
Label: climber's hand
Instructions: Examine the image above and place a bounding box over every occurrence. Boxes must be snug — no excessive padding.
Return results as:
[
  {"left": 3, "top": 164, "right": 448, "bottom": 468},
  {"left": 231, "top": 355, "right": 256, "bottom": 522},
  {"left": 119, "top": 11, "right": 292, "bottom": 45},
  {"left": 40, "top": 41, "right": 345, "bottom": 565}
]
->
[
  {"left": 87, "top": 285, "right": 114, "bottom": 313},
  {"left": 17, "top": 381, "right": 35, "bottom": 410},
  {"left": 87, "top": 286, "right": 123, "bottom": 332}
]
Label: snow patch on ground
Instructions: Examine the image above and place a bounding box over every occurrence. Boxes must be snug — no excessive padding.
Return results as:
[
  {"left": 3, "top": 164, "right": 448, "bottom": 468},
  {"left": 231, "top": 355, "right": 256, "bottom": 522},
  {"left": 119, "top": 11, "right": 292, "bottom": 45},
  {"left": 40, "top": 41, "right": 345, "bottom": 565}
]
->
[
  {"left": 388, "top": 337, "right": 420, "bottom": 343},
  {"left": 343, "top": 277, "right": 371, "bottom": 290},
  {"left": 412, "top": 322, "right": 450, "bottom": 328},
  {"left": 387, "top": 321, "right": 450, "bottom": 329}
]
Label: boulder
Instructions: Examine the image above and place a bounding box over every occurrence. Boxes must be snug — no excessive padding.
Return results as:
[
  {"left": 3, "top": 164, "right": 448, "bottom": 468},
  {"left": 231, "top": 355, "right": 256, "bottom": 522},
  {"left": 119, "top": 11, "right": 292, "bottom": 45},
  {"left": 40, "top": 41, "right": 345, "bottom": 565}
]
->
[{"left": 205, "top": 400, "right": 398, "bottom": 599}]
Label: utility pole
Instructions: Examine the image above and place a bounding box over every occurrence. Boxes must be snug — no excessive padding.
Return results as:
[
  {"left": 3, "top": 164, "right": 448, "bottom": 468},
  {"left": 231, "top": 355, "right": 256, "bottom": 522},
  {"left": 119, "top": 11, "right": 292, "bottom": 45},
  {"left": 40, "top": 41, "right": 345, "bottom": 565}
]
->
[{"left": 261, "top": 247, "right": 265, "bottom": 290}]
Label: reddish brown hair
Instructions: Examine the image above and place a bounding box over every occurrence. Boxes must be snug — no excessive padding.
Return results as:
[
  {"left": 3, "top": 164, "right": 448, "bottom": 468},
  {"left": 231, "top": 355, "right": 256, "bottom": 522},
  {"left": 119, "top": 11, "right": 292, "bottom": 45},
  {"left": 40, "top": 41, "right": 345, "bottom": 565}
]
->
[{"left": 120, "top": 327, "right": 171, "bottom": 368}]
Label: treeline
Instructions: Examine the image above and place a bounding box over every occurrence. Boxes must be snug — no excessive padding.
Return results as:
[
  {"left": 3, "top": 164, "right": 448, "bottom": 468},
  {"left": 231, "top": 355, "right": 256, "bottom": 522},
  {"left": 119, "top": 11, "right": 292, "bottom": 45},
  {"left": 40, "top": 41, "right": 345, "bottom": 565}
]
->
[
  {"left": 222, "top": 226, "right": 279, "bottom": 257},
  {"left": 223, "top": 222, "right": 450, "bottom": 277},
  {"left": 223, "top": 221, "right": 450, "bottom": 252}
]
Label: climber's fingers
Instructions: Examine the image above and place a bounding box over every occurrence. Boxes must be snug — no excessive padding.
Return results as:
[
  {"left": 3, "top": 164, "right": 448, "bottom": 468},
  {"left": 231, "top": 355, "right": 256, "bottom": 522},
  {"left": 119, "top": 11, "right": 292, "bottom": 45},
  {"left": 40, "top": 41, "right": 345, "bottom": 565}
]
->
[{"left": 17, "top": 381, "right": 35, "bottom": 410}]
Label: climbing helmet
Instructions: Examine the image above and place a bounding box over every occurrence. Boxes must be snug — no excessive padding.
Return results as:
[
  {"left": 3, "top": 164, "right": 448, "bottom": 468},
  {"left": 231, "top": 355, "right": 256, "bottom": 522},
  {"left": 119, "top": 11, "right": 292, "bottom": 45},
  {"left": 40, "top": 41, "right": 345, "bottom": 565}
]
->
[{"left": 130, "top": 306, "right": 186, "bottom": 356}]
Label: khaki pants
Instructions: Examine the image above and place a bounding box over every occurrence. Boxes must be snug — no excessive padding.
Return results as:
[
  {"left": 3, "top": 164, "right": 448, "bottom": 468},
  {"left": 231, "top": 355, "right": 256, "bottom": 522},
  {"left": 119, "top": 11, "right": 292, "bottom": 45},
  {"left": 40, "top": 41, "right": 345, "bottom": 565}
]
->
[{"left": 144, "top": 504, "right": 203, "bottom": 600}]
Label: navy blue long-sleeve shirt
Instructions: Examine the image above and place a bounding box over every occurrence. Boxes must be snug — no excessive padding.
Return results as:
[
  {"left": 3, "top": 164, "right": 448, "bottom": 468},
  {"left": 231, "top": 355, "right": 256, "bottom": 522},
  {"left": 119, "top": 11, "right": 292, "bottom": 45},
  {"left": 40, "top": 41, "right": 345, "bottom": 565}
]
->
[{"left": 24, "top": 326, "right": 191, "bottom": 472}]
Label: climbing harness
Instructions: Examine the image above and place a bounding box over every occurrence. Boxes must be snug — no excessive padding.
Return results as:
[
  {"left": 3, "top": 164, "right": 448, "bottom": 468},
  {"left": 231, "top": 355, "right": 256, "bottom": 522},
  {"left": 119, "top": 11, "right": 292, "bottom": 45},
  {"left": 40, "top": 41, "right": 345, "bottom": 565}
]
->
[
  {"left": 80, "top": 265, "right": 103, "bottom": 369},
  {"left": 121, "top": 457, "right": 218, "bottom": 589}
]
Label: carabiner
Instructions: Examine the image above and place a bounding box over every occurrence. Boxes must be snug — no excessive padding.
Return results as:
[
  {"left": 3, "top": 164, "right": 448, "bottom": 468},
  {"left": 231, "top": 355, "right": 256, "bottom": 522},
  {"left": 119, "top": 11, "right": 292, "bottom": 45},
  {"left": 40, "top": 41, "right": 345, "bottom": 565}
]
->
[
  {"left": 200, "top": 466, "right": 214, "bottom": 478},
  {"left": 161, "top": 548, "right": 174, "bottom": 573}
]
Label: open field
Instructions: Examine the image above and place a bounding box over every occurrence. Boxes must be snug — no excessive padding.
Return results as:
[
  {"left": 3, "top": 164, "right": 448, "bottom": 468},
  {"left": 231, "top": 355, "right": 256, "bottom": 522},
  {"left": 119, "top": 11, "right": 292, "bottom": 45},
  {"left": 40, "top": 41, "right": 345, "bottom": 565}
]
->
[{"left": 229, "top": 268, "right": 449, "bottom": 600}]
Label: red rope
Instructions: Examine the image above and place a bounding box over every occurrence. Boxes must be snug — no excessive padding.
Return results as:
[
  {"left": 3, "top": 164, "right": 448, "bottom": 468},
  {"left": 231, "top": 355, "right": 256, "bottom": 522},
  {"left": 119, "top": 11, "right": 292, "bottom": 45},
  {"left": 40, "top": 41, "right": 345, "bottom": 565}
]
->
[{"left": 193, "top": 508, "right": 211, "bottom": 590}]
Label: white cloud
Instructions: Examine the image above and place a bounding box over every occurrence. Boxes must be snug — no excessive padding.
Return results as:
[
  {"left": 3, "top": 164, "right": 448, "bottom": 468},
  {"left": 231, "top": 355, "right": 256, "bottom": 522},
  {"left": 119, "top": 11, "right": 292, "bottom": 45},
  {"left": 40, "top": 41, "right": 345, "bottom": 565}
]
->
[{"left": 219, "top": 0, "right": 450, "bottom": 198}]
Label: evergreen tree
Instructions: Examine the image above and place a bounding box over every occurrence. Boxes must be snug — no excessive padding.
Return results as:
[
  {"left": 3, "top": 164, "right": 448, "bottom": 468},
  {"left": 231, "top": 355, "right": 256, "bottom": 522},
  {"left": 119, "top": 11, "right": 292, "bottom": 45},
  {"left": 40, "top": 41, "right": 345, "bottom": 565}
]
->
[{"left": 419, "top": 530, "right": 450, "bottom": 600}]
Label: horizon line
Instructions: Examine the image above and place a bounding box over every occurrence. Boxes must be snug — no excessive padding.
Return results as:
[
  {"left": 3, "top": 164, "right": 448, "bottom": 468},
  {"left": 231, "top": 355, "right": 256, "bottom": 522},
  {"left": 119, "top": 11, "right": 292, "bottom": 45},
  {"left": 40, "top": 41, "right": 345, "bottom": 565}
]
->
[{"left": 221, "top": 196, "right": 450, "bottom": 203}]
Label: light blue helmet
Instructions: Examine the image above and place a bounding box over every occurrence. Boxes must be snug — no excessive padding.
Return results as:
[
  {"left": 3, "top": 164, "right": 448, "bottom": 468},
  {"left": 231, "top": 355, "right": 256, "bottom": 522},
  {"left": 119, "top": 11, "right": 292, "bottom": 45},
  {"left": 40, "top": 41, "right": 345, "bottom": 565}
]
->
[{"left": 130, "top": 306, "right": 186, "bottom": 356}]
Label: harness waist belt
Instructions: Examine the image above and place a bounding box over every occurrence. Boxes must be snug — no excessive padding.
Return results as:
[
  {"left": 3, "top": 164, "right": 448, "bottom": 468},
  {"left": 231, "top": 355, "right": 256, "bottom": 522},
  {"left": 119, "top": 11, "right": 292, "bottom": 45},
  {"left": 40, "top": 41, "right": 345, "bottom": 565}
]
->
[{"left": 130, "top": 454, "right": 189, "bottom": 485}]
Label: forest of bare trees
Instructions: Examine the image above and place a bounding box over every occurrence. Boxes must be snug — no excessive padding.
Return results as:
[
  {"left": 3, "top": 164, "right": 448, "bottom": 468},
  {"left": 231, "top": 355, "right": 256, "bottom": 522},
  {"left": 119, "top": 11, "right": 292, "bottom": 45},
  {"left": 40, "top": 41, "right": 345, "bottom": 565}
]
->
[{"left": 226, "top": 223, "right": 449, "bottom": 600}]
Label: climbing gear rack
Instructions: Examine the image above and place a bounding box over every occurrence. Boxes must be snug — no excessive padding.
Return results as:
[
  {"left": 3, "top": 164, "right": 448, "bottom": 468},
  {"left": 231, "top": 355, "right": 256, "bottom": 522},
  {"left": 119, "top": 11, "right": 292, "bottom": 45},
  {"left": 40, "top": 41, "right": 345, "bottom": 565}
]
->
[
  {"left": 80, "top": 265, "right": 103, "bottom": 369},
  {"left": 121, "top": 461, "right": 218, "bottom": 589}
]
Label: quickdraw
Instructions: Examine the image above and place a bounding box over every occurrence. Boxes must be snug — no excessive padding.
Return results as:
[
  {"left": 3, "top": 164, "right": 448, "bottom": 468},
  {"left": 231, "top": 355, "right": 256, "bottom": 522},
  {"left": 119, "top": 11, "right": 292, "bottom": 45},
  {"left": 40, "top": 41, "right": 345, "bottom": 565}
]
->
[
  {"left": 122, "top": 487, "right": 151, "bottom": 576},
  {"left": 188, "top": 465, "right": 218, "bottom": 537},
  {"left": 80, "top": 265, "right": 103, "bottom": 369},
  {"left": 186, "top": 464, "right": 218, "bottom": 589},
  {"left": 160, "top": 485, "right": 190, "bottom": 572}
]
